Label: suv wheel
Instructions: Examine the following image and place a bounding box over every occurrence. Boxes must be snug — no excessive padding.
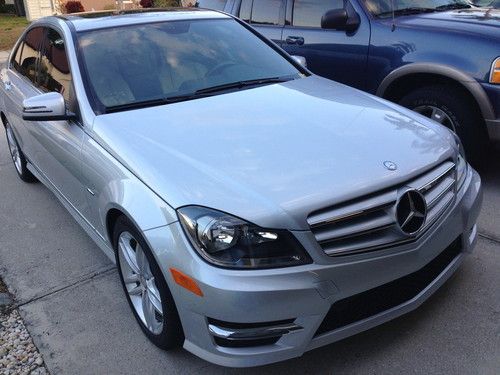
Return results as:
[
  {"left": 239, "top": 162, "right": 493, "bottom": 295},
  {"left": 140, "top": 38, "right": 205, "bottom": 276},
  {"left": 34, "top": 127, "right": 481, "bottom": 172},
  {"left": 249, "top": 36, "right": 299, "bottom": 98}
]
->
[{"left": 399, "top": 85, "right": 489, "bottom": 164}]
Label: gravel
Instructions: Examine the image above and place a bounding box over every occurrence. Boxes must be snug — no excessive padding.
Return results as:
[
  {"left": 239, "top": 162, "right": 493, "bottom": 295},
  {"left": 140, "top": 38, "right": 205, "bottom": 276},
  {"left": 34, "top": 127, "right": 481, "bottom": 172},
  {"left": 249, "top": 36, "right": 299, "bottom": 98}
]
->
[{"left": 0, "top": 279, "right": 49, "bottom": 375}]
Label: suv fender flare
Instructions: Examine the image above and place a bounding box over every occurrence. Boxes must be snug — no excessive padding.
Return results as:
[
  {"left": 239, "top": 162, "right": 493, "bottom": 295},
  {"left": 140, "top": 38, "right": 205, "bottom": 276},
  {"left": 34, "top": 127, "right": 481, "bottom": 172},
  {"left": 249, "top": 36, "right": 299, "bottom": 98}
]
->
[{"left": 376, "top": 63, "right": 495, "bottom": 121}]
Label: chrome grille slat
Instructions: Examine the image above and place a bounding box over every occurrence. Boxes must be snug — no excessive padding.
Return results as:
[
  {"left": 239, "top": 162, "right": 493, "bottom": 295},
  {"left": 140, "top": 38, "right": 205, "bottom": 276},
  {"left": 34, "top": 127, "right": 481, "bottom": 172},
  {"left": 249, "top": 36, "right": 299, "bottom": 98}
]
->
[
  {"left": 317, "top": 221, "right": 396, "bottom": 244},
  {"left": 309, "top": 161, "right": 457, "bottom": 257},
  {"left": 426, "top": 179, "right": 454, "bottom": 210},
  {"left": 307, "top": 191, "right": 396, "bottom": 228},
  {"left": 322, "top": 229, "right": 407, "bottom": 256},
  {"left": 414, "top": 163, "right": 455, "bottom": 193}
]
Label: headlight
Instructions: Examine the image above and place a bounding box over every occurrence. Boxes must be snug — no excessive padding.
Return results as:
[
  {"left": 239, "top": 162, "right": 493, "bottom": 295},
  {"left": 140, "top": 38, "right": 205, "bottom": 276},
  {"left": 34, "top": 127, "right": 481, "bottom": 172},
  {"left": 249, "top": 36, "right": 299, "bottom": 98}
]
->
[
  {"left": 454, "top": 136, "right": 467, "bottom": 190},
  {"left": 490, "top": 57, "right": 500, "bottom": 84},
  {"left": 178, "top": 206, "right": 311, "bottom": 269}
]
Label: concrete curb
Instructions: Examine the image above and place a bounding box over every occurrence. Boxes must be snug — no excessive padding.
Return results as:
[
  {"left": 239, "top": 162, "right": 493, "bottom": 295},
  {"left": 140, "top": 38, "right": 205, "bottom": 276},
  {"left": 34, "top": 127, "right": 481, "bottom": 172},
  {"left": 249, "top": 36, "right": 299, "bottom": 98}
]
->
[{"left": 0, "top": 51, "right": 10, "bottom": 64}]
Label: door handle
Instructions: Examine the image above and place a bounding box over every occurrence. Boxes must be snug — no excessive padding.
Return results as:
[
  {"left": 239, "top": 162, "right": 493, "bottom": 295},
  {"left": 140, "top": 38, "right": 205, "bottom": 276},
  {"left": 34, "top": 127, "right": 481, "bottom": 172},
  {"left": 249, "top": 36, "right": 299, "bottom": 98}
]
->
[
  {"left": 286, "top": 36, "right": 305, "bottom": 45},
  {"left": 4, "top": 81, "right": 12, "bottom": 91}
]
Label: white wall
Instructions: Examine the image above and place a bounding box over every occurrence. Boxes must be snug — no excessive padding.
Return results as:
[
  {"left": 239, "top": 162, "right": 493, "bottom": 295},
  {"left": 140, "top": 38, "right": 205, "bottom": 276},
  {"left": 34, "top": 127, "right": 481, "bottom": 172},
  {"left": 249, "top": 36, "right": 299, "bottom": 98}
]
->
[{"left": 23, "top": 0, "right": 56, "bottom": 21}]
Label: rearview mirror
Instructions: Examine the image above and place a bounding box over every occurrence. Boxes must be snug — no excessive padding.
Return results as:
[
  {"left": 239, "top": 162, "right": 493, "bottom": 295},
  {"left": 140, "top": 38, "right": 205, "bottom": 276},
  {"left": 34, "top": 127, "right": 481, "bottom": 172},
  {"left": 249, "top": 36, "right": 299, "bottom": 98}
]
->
[
  {"left": 321, "top": 8, "right": 360, "bottom": 32},
  {"left": 291, "top": 55, "right": 307, "bottom": 68},
  {"left": 22, "top": 92, "right": 76, "bottom": 121}
]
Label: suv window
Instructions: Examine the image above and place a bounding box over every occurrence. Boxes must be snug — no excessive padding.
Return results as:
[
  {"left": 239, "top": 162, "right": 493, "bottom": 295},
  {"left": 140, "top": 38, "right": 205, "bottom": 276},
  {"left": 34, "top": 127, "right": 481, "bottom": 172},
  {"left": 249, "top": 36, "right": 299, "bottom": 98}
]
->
[
  {"left": 12, "top": 27, "right": 44, "bottom": 85},
  {"left": 38, "top": 28, "right": 72, "bottom": 103},
  {"left": 292, "top": 0, "right": 344, "bottom": 28},
  {"left": 239, "top": 0, "right": 252, "bottom": 21},
  {"left": 195, "top": 0, "right": 227, "bottom": 10},
  {"left": 240, "top": 0, "right": 283, "bottom": 25}
]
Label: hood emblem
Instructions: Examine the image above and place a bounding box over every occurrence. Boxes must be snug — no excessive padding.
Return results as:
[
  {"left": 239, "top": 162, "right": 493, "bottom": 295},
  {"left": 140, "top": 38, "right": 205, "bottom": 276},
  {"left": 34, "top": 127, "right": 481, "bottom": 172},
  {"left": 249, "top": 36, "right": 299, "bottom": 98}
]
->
[
  {"left": 383, "top": 161, "right": 398, "bottom": 171},
  {"left": 396, "top": 189, "right": 427, "bottom": 236}
]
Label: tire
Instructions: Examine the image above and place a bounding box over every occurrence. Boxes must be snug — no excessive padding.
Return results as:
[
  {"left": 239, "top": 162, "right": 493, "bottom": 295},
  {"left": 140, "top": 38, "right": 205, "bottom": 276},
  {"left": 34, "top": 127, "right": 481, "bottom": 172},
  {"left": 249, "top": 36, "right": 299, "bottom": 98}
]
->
[
  {"left": 113, "top": 215, "right": 184, "bottom": 349},
  {"left": 399, "top": 84, "right": 489, "bottom": 165},
  {"left": 4, "top": 121, "right": 38, "bottom": 183}
]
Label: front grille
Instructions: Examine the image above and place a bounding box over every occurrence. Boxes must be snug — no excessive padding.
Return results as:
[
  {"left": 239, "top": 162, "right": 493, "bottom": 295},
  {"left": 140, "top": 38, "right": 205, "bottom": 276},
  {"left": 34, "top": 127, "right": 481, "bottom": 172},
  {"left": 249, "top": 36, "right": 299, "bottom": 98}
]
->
[
  {"left": 315, "top": 236, "right": 462, "bottom": 336},
  {"left": 308, "top": 161, "right": 457, "bottom": 256}
]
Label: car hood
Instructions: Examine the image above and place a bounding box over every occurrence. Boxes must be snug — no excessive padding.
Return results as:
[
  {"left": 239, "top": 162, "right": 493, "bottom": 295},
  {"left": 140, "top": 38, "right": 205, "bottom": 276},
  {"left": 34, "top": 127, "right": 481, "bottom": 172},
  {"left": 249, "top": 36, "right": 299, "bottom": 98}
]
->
[
  {"left": 92, "top": 76, "right": 456, "bottom": 230},
  {"left": 397, "top": 8, "right": 500, "bottom": 38}
]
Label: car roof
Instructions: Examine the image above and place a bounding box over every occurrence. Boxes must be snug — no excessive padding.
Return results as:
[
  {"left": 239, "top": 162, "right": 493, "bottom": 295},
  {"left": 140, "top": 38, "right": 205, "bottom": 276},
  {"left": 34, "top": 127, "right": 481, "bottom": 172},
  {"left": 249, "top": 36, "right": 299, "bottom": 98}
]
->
[{"left": 54, "top": 8, "right": 230, "bottom": 32}]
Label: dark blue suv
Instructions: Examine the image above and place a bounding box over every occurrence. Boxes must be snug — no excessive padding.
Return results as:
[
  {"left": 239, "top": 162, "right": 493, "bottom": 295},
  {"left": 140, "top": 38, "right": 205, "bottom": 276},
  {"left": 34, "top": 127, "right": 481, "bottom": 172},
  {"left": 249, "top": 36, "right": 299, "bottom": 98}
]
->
[{"left": 197, "top": 0, "right": 500, "bottom": 162}]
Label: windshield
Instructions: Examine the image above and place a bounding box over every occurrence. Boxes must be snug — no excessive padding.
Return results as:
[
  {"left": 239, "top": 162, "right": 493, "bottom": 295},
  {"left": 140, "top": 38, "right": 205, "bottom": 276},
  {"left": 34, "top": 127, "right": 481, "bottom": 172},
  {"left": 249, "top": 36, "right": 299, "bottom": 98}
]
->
[
  {"left": 77, "top": 19, "right": 302, "bottom": 112},
  {"left": 362, "top": 0, "right": 473, "bottom": 17}
]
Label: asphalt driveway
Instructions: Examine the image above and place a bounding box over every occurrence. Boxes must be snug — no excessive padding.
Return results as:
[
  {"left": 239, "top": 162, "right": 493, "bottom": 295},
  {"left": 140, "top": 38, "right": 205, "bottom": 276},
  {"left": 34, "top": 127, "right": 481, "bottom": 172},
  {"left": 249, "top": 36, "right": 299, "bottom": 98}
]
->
[{"left": 1, "top": 60, "right": 499, "bottom": 374}]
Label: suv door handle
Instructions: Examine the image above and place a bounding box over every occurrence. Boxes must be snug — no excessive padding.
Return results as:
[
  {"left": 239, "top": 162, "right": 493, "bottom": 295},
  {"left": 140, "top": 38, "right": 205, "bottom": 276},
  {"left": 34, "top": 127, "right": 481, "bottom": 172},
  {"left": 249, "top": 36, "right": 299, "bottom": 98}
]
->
[
  {"left": 286, "top": 36, "right": 305, "bottom": 45},
  {"left": 4, "top": 81, "right": 12, "bottom": 91}
]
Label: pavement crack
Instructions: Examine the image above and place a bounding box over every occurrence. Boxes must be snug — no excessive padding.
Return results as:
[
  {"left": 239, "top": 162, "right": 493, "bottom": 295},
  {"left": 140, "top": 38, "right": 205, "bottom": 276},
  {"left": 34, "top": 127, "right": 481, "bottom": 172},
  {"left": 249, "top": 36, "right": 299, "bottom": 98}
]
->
[
  {"left": 15, "top": 265, "right": 117, "bottom": 308},
  {"left": 478, "top": 232, "right": 500, "bottom": 245}
]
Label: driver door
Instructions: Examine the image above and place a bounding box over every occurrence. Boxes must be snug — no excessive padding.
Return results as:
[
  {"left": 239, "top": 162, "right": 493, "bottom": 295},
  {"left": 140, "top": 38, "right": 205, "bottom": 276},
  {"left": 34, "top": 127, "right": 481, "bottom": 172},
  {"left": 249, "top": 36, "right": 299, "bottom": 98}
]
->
[{"left": 24, "top": 26, "right": 88, "bottom": 215}]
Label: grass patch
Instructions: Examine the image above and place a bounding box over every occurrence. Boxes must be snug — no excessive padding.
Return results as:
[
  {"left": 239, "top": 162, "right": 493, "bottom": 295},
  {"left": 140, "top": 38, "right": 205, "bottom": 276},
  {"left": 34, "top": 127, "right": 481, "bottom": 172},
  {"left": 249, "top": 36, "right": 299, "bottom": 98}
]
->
[{"left": 0, "top": 15, "right": 29, "bottom": 51}]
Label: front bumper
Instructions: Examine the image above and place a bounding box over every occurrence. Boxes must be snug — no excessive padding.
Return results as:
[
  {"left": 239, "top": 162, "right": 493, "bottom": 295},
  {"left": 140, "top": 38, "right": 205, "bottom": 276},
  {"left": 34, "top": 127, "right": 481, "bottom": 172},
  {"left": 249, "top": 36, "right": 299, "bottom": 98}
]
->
[{"left": 144, "top": 167, "right": 482, "bottom": 368}]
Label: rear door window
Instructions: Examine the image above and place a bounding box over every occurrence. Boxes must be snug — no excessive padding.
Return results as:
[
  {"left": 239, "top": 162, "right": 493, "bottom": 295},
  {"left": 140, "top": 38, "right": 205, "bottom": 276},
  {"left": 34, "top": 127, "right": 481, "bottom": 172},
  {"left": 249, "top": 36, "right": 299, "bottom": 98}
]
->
[
  {"left": 239, "top": 0, "right": 283, "bottom": 25},
  {"left": 252, "top": 0, "right": 282, "bottom": 25},
  {"left": 292, "top": 0, "right": 344, "bottom": 28},
  {"left": 195, "top": 0, "right": 227, "bottom": 10},
  {"left": 239, "top": 0, "right": 252, "bottom": 21},
  {"left": 12, "top": 27, "right": 44, "bottom": 85}
]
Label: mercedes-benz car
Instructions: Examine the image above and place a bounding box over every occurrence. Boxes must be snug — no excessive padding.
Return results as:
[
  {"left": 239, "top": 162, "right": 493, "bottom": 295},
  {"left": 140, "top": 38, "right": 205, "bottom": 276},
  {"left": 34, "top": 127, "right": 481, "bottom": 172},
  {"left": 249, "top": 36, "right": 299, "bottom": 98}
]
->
[{"left": 0, "top": 9, "right": 482, "bottom": 367}]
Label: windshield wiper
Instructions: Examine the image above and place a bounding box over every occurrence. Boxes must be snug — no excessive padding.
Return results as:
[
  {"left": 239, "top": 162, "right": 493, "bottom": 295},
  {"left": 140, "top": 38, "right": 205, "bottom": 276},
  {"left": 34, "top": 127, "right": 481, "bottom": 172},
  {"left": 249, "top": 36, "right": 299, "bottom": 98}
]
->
[
  {"left": 435, "top": 3, "right": 471, "bottom": 10},
  {"left": 105, "top": 98, "right": 173, "bottom": 113},
  {"left": 105, "top": 76, "right": 295, "bottom": 113},
  {"left": 194, "top": 76, "right": 295, "bottom": 95},
  {"left": 377, "top": 7, "right": 437, "bottom": 17},
  {"left": 105, "top": 92, "right": 217, "bottom": 113}
]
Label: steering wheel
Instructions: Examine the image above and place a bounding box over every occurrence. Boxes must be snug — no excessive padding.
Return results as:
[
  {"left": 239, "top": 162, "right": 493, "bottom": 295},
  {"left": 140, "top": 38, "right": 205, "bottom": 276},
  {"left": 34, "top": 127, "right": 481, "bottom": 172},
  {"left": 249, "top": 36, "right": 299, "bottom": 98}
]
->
[{"left": 205, "top": 62, "right": 239, "bottom": 78}]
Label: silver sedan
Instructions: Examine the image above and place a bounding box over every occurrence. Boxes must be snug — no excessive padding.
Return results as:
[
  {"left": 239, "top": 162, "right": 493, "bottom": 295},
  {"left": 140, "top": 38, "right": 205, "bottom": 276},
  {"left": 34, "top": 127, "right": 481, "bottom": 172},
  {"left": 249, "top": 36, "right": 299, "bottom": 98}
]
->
[{"left": 0, "top": 9, "right": 482, "bottom": 368}]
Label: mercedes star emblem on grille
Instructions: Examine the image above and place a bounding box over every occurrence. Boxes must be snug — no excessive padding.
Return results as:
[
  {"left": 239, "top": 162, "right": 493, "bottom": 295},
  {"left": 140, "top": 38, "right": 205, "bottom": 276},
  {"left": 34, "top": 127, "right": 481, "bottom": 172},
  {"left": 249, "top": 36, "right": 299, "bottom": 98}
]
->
[{"left": 396, "top": 189, "right": 427, "bottom": 235}]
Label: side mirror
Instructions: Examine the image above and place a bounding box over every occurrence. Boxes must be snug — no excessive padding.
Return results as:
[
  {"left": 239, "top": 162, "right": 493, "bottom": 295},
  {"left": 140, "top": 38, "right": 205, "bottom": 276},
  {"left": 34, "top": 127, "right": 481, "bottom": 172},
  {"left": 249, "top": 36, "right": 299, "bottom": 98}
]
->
[
  {"left": 291, "top": 55, "right": 307, "bottom": 68},
  {"left": 321, "top": 8, "right": 360, "bottom": 32},
  {"left": 22, "top": 92, "right": 76, "bottom": 121}
]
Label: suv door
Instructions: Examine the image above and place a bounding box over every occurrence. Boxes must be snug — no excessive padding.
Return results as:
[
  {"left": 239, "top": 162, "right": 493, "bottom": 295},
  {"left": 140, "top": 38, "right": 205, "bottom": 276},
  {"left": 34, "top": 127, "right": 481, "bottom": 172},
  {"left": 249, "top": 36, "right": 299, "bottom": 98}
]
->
[
  {"left": 26, "top": 26, "right": 88, "bottom": 215},
  {"left": 237, "top": 0, "right": 286, "bottom": 46},
  {"left": 1, "top": 27, "right": 45, "bottom": 161},
  {"left": 282, "top": 0, "right": 370, "bottom": 89}
]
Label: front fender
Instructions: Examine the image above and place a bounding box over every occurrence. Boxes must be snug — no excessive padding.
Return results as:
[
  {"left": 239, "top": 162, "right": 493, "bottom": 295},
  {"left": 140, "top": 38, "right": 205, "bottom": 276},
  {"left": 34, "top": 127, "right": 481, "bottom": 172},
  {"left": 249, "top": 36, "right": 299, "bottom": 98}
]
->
[
  {"left": 82, "top": 134, "right": 178, "bottom": 244},
  {"left": 376, "top": 63, "right": 496, "bottom": 121},
  {"left": 99, "top": 178, "right": 178, "bottom": 237}
]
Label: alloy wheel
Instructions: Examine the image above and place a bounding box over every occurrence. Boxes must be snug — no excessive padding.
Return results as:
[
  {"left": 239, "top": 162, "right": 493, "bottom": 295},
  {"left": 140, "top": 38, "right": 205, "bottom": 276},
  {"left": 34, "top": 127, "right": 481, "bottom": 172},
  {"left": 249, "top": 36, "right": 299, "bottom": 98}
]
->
[
  {"left": 118, "top": 231, "right": 164, "bottom": 334},
  {"left": 6, "top": 125, "right": 22, "bottom": 174}
]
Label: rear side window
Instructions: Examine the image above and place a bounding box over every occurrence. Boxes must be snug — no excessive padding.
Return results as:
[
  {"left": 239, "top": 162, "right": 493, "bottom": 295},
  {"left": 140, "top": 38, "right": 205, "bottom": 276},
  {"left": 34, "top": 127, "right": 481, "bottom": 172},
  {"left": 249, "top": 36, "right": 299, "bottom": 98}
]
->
[
  {"left": 38, "top": 28, "right": 73, "bottom": 103},
  {"left": 292, "top": 0, "right": 344, "bottom": 28},
  {"left": 12, "top": 27, "right": 44, "bottom": 85},
  {"left": 240, "top": 0, "right": 283, "bottom": 26},
  {"left": 195, "top": 0, "right": 227, "bottom": 10}
]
